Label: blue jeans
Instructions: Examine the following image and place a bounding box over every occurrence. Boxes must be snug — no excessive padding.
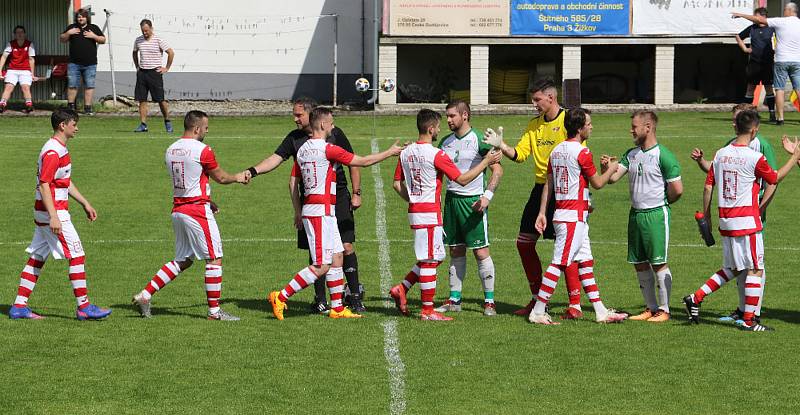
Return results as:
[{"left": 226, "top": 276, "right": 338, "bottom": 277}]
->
[
  {"left": 773, "top": 61, "right": 800, "bottom": 89},
  {"left": 67, "top": 63, "right": 97, "bottom": 89}
]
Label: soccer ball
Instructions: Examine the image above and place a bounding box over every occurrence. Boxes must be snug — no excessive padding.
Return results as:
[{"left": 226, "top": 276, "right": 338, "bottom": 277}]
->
[
  {"left": 380, "top": 78, "right": 396, "bottom": 93},
  {"left": 355, "top": 77, "right": 371, "bottom": 93}
]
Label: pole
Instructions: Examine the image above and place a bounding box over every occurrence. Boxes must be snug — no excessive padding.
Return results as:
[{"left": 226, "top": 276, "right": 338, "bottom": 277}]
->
[
  {"left": 333, "top": 14, "right": 338, "bottom": 107},
  {"left": 367, "top": 0, "right": 379, "bottom": 105},
  {"left": 103, "top": 9, "right": 118, "bottom": 103}
]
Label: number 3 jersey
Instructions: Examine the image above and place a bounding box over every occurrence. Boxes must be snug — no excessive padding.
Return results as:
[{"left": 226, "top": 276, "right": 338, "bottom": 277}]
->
[
  {"left": 547, "top": 139, "right": 596, "bottom": 223},
  {"left": 291, "top": 138, "right": 354, "bottom": 217},
  {"left": 394, "top": 141, "right": 461, "bottom": 228},
  {"left": 166, "top": 138, "right": 219, "bottom": 212},
  {"left": 706, "top": 143, "right": 778, "bottom": 237}
]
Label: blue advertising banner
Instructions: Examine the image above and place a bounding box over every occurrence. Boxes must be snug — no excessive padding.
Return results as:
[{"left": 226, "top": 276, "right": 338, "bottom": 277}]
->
[{"left": 511, "top": 0, "right": 630, "bottom": 36}]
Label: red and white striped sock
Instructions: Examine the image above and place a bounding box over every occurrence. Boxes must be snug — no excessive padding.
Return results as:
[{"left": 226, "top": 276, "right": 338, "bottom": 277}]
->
[
  {"left": 205, "top": 264, "right": 223, "bottom": 315},
  {"left": 14, "top": 255, "right": 46, "bottom": 307},
  {"left": 692, "top": 268, "right": 734, "bottom": 303},
  {"left": 401, "top": 264, "right": 420, "bottom": 293},
  {"left": 578, "top": 260, "right": 609, "bottom": 316},
  {"left": 326, "top": 267, "right": 345, "bottom": 312},
  {"left": 418, "top": 261, "right": 439, "bottom": 312},
  {"left": 279, "top": 266, "right": 318, "bottom": 302},
  {"left": 743, "top": 274, "right": 762, "bottom": 323},
  {"left": 69, "top": 256, "right": 89, "bottom": 309},
  {"left": 142, "top": 261, "right": 182, "bottom": 301},
  {"left": 533, "top": 263, "right": 565, "bottom": 314},
  {"left": 565, "top": 262, "right": 582, "bottom": 310},
  {"left": 25, "top": 100, "right": 32, "bottom": 108}
]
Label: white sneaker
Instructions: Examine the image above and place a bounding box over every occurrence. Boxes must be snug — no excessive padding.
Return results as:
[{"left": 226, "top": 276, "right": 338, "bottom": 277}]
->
[
  {"left": 131, "top": 292, "right": 151, "bottom": 318},
  {"left": 596, "top": 309, "right": 628, "bottom": 324},
  {"left": 434, "top": 299, "right": 462, "bottom": 313},
  {"left": 528, "top": 311, "right": 561, "bottom": 325}
]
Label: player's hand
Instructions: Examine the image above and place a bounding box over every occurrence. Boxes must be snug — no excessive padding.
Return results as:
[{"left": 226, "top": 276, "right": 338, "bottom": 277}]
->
[
  {"left": 483, "top": 126, "right": 505, "bottom": 148},
  {"left": 782, "top": 135, "right": 799, "bottom": 155},
  {"left": 156, "top": 66, "right": 169, "bottom": 74},
  {"left": 472, "top": 196, "right": 490, "bottom": 213},
  {"left": 351, "top": 194, "right": 362, "bottom": 210},
  {"left": 49, "top": 217, "right": 62, "bottom": 235},
  {"left": 294, "top": 213, "right": 303, "bottom": 230},
  {"left": 31, "top": 75, "right": 40, "bottom": 82},
  {"left": 690, "top": 148, "right": 705, "bottom": 161},
  {"left": 387, "top": 140, "right": 405, "bottom": 156},
  {"left": 534, "top": 213, "right": 547, "bottom": 234},
  {"left": 66, "top": 27, "right": 81, "bottom": 36},
  {"left": 242, "top": 169, "right": 253, "bottom": 181},
  {"left": 235, "top": 171, "right": 250, "bottom": 184},
  {"left": 485, "top": 149, "right": 502, "bottom": 165},
  {"left": 209, "top": 201, "right": 220, "bottom": 214},
  {"left": 83, "top": 204, "right": 97, "bottom": 222},
  {"left": 82, "top": 30, "right": 97, "bottom": 40}
]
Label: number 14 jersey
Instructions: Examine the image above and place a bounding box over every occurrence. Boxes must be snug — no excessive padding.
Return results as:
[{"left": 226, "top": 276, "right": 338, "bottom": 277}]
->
[{"left": 547, "top": 139, "right": 596, "bottom": 223}]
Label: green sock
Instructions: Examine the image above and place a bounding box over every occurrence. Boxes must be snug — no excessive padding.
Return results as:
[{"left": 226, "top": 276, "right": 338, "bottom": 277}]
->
[
  {"left": 450, "top": 291, "right": 462, "bottom": 302},
  {"left": 484, "top": 291, "right": 494, "bottom": 303}
]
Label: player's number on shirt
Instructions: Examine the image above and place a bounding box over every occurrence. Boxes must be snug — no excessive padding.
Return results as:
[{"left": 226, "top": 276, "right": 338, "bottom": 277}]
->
[
  {"left": 301, "top": 162, "right": 318, "bottom": 190},
  {"left": 554, "top": 166, "right": 569, "bottom": 195},
  {"left": 171, "top": 161, "right": 186, "bottom": 190},
  {"left": 722, "top": 170, "right": 739, "bottom": 202},
  {"left": 409, "top": 167, "right": 423, "bottom": 197}
]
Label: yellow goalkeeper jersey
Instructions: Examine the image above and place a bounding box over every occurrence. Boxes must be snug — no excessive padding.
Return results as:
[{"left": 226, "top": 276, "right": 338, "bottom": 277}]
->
[{"left": 513, "top": 109, "right": 568, "bottom": 184}]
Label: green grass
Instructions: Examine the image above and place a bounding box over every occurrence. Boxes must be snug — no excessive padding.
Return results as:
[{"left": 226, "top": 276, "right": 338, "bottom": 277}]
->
[{"left": 1, "top": 112, "right": 800, "bottom": 414}]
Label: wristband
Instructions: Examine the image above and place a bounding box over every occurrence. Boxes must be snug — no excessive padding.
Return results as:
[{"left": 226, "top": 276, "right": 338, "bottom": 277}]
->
[
  {"left": 353, "top": 189, "right": 362, "bottom": 196},
  {"left": 247, "top": 167, "right": 258, "bottom": 178},
  {"left": 483, "top": 190, "right": 494, "bottom": 201}
]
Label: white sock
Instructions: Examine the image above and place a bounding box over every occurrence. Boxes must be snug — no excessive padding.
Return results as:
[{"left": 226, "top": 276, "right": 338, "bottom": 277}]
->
[
  {"left": 655, "top": 267, "right": 672, "bottom": 313},
  {"left": 637, "top": 268, "right": 658, "bottom": 311},
  {"left": 477, "top": 256, "right": 495, "bottom": 303},
  {"left": 532, "top": 300, "right": 547, "bottom": 315},
  {"left": 591, "top": 300, "right": 608, "bottom": 317},
  {"left": 448, "top": 255, "right": 466, "bottom": 301}
]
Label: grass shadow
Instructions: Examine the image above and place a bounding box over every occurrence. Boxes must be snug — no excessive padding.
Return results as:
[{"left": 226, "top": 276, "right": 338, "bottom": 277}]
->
[{"left": 109, "top": 302, "right": 209, "bottom": 319}]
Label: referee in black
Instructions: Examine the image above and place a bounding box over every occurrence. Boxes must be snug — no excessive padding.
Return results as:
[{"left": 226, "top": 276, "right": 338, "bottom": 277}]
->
[
  {"left": 736, "top": 7, "right": 777, "bottom": 123},
  {"left": 244, "top": 97, "right": 365, "bottom": 313}
]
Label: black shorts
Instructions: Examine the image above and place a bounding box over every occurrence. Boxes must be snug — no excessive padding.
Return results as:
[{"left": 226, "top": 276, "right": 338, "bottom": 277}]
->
[
  {"left": 519, "top": 183, "right": 556, "bottom": 240},
  {"left": 297, "top": 190, "right": 356, "bottom": 249},
  {"left": 746, "top": 60, "right": 774, "bottom": 86},
  {"left": 135, "top": 69, "right": 165, "bottom": 102}
]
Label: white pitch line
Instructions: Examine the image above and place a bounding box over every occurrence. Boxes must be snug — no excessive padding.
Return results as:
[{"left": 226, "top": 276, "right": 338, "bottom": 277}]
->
[{"left": 371, "top": 138, "right": 406, "bottom": 415}]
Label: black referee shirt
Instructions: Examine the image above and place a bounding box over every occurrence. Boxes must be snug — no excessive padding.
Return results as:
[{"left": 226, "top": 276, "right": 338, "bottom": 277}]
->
[
  {"left": 739, "top": 24, "right": 775, "bottom": 63},
  {"left": 274, "top": 127, "right": 353, "bottom": 192}
]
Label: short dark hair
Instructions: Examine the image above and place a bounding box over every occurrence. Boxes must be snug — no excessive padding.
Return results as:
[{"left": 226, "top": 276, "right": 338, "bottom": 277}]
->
[
  {"left": 631, "top": 109, "right": 659, "bottom": 129},
  {"left": 565, "top": 108, "right": 592, "bottom": 138},
  {"left": 51, "top": 109, "right": 79, "bottom": 130},
  {"left": 530, "top": 78, "right": 557, "bottom": 95},
  {"left": 732, "top": 103, "right": 756, "bottom": 113},
  {"left": 417, "top": 109, "right": 441, "bottom": 134},
  {"left": 754, "top": 7, "right": 768, "bottom": 16},
  {"left": 734, "top": 109, "right": 760, "bottom": 135},
  {"left": 13, "top": 25, "right": 25, "bottom": 34},
  {"left": 140, "top": 19, "right": 153, "bottom": 28},
  {"left": 75, "top": 8, "right": 91, "bottom": 24},
  {"left": 309, "top": 107, "right": 333, "bottom": 130},
  {"left": 445, "top": 100, "right": 470, "bottom": 120},
  {"left": 184, "top": 110, "right": 209, "bottom": 130},
  {"left": 293, "top": 96, "right": 318, "bottom": 113}
]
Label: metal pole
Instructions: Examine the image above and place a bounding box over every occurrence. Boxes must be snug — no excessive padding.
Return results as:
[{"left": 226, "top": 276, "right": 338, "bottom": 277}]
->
[
  {"left": 103, "top": 9, "right": 118, "bottom": 103},
  {"left": 367, "top": 0, "right": 379, "bottom": 105},
  {"left": 333, "top": 14, "right": 338, "bottom": 107}
]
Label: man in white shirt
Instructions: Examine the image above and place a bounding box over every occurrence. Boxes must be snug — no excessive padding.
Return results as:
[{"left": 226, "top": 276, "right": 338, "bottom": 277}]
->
[{"left": 734, "top": 3, "right": 800, "bottom": 125}]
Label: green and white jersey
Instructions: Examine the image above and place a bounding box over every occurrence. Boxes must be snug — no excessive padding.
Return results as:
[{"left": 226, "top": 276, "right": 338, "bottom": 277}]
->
[
  {"left": 725, "top": 133, "right": 777, "bottom": 200},
  {"left": 438, "top": 128, "right": 492, "bottom": 196},
  {"left": 619, "top": 143, "right": 681, "bottom": 210}
]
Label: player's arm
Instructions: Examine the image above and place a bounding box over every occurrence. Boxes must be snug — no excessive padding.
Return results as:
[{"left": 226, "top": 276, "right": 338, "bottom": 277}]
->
[
  {"left": 208, "top": 167, "right": 248, "bottom": 185},
  {"left": 702, "top": 183, "right": 714, "bottom": 222},
  {"left": 392, "top": 160, "right": 409, "bottom": 202},
  {"left": 666, "top": 180, "right": 683, "bottom": 204},
  {"left": 67, "top": 182, "right": 97, "bottom": 222},
  {"left": 732, "top": 13, "right": 767, "bottom": 26},
  {"left": 735, "top": 26, "right": 752, "bottom": 54},
  {"left": 603, "top": 154, "right": 627, "bottom": 184},
  {"left": 160, "top": 48, "right": 174, "bottom": 73},
  {"left": 452, "top": 150, "right": 501, "bottom": 186},
  {"left": 759, "top": 139, "right": 779, "bottom": 213},
  {"left": 37, "top": 182, "right": 61, "bottom": 234},
  {"left": 349, "top": 165, "right": 362, "bottom": 209},
  {"left": 587, "top": 151, "right": 616, "bottom": 189},
  {"left": 89, "top": 27, "right": 106, "bottom": 44},
  {"left": 28, "top": 56, "right": 36, "bottom": 81},
  {"left": 483, "top": 126, "right": 529, "bottom": 161},
  {"left": 346, "top": 141, "right": 404, "bottom": 167},
  {"left": 690, "top": 148, "right": 712, "bottom": 173},
  {"left": 769, "top": 136, "right": 800, "bottom": 182},
  {"left": 246, "top": 154, "right": 285, "bottom": 179},
  {"left": 289, "top": 168, "right": 303, "bottom": 230}
]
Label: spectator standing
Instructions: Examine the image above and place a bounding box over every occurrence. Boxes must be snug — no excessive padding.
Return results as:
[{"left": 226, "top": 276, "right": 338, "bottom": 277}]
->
[
  {"left": 132, "top": 19, "right": 174, "bottom": 133},
  {"left": 735, "top": 7, "right": 776, "bottom": 123},
  {"left": 60, "top": 8, "right": 106, "bottom": 115}
]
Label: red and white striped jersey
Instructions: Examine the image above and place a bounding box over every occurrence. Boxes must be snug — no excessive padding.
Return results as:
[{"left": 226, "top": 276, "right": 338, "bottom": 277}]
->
[
  {"left": 166, "top": 138, "right": 219, "bottom": 212},
  {"left": 547, "top": 139, "right": 596, "bottom": 223},
  {"left": 291, "top": 138, "right": 354, "bottom": 217},
  {"left": 4, "top": 40, "right": 35, "bottom": 71},
  {"left": 394, "top": 141, "right": 461, "bottom": 228},
  {"left": 34, "top": 138, "right": 71, "bottom": 224},
  {"left": 706, "top": 143, "right": 778, "bottom": 236}
]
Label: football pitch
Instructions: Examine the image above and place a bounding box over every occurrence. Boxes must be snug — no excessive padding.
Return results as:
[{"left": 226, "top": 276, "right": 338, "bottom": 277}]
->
[{"left": 2, "top": 111, "right": 800, "bottom": 414}]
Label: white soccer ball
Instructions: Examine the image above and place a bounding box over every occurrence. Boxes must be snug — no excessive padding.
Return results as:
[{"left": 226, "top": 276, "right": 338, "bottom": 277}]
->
[
  {"left": 50, "top": 92, "right": 56, "bottom": 99},
  {"left": 380, "top": 78, "right": 396, "bottom": 93},
  {"left": 355, "top": 77, "right": 371, "bottom": 93}
]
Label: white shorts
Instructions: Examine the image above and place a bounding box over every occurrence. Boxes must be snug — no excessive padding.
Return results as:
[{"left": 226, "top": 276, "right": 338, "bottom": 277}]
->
[
  {"left": 4, "top": 69, "right": 33, "bottom": 86},
  {"left": 303, "top": 215, "right": 343, "bottom": 265},
  {"left": 414, "top": 226, "right": 446, "bottom": 262},
  {"left": 722, "top": 233, "right": 764, "bottom": 272},
  {"left": 172, "top": 204, "right": 223, "bottom": 261},
  {"left": 26, "top": 211, "right": 85, "bottom": 260},
  {"left": 552, "top": 221, "right": 592, "bottom": 266}
]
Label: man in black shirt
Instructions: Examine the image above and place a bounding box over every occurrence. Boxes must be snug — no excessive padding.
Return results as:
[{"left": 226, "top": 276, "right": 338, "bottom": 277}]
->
[
  {"left": 736, "top": 7, "right": 776, "bottom": 123},
  {"left": 59, "top": 9, "right": 105, "bottom": 115},
  {"left": 244, "top": 98, "right": 366, "bottom": 313}
]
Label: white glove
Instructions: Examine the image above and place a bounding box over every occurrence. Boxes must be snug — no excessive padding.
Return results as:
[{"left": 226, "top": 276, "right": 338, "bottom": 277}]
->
[{"left": 483, "top": 126, "right": 504, "bottom": 148}]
